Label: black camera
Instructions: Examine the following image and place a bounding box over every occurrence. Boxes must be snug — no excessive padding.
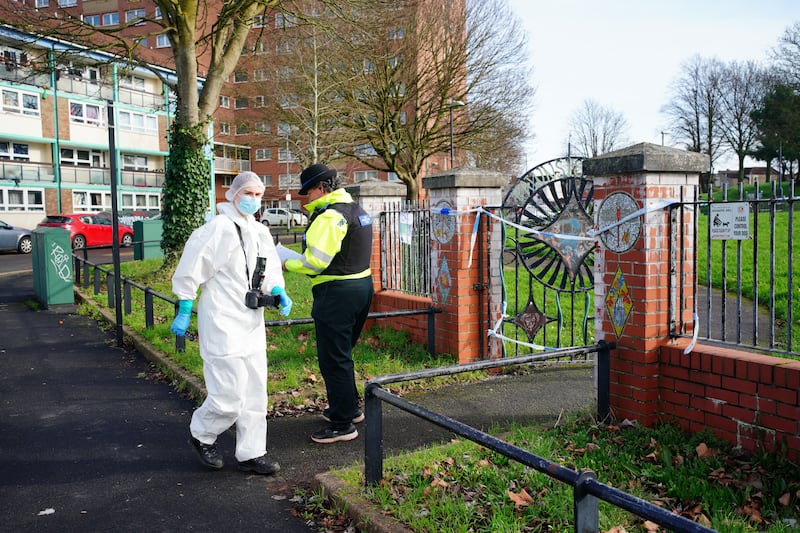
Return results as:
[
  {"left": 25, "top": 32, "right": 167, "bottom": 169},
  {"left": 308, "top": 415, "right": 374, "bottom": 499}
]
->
[
  {"left": 245, "top": 289, "right": 278, "bottom": 309},
  {"left": 244, "top": 256, "right": 279, "bottom": 309}
]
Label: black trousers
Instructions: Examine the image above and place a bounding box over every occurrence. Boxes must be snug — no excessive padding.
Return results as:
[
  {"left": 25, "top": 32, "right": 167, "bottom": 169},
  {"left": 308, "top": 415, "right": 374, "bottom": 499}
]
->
[{"left": 311, "top": 276, "right": 374, "bottom": 429}]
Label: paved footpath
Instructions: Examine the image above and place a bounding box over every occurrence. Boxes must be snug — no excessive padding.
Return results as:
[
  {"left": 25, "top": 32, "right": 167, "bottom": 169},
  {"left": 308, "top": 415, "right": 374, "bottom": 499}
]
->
[{"left": 0, "top": 269, "right": 595, "bottom": 532}]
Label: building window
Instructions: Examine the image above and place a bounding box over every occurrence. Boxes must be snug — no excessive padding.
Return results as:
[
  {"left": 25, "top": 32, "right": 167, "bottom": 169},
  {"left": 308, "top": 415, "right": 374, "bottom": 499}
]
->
[
  {"left": 84, "top": 14, "right": 101, "bottom": 26},
  {"left": 234, "top": 97, "right": 248, "bottom": 109},
  {"left": 156, "top": 34, "right": 170, "bottom": 48},
  {"left": 253, "top": 14, "right": 267, "bottom": 27},
  {"left": 1, "top": 89, "right": 40, "bottom": 117},
  {"left": 219, "top": 122, "right": 230, "bottom": 135},
  {"left": 354, "top": 143, "right": 377, "bottom": 157},
  {"left": 72, "top": 190, "right": 112, "bottom": 212},
  {"left": 69, "top": 101, "right": 104, "bottom": 126},
  {"left": 255, "top": 41, "right": 269, "bottom": 55},
  {"left": 275, "top": 13, "right": 296, "bottom": 28},
  {"left": 0, "top": 141, "right": 30, "bottom": 161},
  {"left": 254, "top": 121, "right": 270, "bottom": 133},
  {"left": 278, "top": 173, "right": 294, "bottom": 188},
  {"left": 60, "top": 148, "right": 96, "bottom": 167},
  {"left": 277, "top": 122, "right": 294, "bottom": 137},
  {"left": 387, "top": 172, "right": 401, "bottom": 182},
  {"left": 122, "top": 154, "right": 148, "bottom": 170},
  {"left": 102, "top": 12, "right": 119, "bottom": 26},
  {"left": 125, "top": 9, "right": 146, "bottom": 25},
  {"left": 118, "top": 110, "right": 158, "bottom": 133},
  {"left": 278, "top": 147, "right": 298, "bottom": 163},
  {"left": 253, "top": 95, "right": 266, "bottom": 108},
  {"left": 233, "top": 71, "right": 248, "bottom": 83},
  {"left": 389, "top": 27, "right": 405, "bottom": 40},
  {"left": 120, "top": 75, "right": 145, "bottom": 90},
  {"left": 0, "top": 187, "right": 44, "bottom": 212},
  {"left": 355, "top": 170, "right": 378, "bottom": 182},
  {"left": 253, "top": 69, "right": 269, "bottom": 82},
  {"left": 219, "top": 95, "right": 230, "bottom": 108},
  {"left": 155, "top": 7, "right": 162, "bottom": 19},
  {"left": 235, "top": 122, "right": 249, "bottom": 135},
  {"left": 255, "top": 148, "right": 272, "bottom": 161},
  {"left": 122, "top": 191, "right": 160, "bottom": 210},
  {"left": 260, "top": 174, "right": 272, "bottom": 187},
  {"left": 35, "top": 0, "right": 49, "bottom": 7},
  {"left": 278, "top": 95, "right": 297, "bottom": 109},
  {"left": 276, "top": 40, "right": 292, "bottom": 55},
  {"left": 58, "top": 0, "right": 77, "bottom": 6}
]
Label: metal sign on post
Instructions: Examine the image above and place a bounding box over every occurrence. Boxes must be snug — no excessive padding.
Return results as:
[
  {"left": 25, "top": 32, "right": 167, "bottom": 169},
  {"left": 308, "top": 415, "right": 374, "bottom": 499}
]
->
[{"left": 709, "top": 202, "right": 750, "bottom": 240}]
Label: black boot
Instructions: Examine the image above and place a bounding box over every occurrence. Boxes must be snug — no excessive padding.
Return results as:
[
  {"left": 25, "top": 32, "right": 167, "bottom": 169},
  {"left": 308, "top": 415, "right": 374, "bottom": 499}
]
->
[
  {"left": 188, "top": 435, "right": 224, "bottom": 470},
  {"left": 238, "top": 455, "right": 280, "bottom": 475}
]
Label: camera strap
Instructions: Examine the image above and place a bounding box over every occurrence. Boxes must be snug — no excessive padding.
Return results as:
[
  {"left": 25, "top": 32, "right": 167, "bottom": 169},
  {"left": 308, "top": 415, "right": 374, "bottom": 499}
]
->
[{"left": 233, "top": 221, "right": 254, "bottom": 290}]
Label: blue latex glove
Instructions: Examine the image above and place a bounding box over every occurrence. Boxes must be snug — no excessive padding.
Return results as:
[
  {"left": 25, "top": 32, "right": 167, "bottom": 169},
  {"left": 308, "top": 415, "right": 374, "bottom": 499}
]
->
[
  {"left": 170, "top": 299, "right": 193, "bottom": 336},
  {"left": 270, "top": 286, "right": 292, "bottom": 317}
]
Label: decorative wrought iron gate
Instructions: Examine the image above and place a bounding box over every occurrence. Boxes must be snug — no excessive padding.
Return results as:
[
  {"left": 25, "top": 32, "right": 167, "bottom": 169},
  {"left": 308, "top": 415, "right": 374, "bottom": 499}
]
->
[{"left": 493, "top": 157, "right": 596, "bottom": 356}]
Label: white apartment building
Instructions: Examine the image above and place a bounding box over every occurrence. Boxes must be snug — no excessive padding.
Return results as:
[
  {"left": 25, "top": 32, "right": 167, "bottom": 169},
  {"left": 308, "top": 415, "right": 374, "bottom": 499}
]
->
[{"left": 0, "top": 25, "right": 176, "bottom": 229}]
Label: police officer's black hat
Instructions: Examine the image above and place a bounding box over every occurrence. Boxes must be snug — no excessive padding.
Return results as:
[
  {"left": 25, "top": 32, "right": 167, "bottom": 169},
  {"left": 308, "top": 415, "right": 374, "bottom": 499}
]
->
[{"left": 299, "top": 163, "right": 337, "bottom": 195}]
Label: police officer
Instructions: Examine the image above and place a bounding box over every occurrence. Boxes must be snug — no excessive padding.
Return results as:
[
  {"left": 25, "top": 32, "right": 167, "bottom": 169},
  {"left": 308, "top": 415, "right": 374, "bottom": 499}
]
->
[{"left": 283, "top": 163, "right": 373, "bottom": 443}]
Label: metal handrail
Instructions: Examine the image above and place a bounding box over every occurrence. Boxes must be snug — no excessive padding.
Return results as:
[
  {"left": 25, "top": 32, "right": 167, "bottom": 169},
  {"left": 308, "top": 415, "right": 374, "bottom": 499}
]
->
[{"left": 364, "top": 342, "right": 716, "bottom": 532}]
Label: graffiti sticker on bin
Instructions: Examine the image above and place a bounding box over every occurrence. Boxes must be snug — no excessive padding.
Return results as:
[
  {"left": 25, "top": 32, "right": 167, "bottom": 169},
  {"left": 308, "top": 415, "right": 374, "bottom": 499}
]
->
[{"left": 49, "top": 242, "right": 72, "bottom": 282}]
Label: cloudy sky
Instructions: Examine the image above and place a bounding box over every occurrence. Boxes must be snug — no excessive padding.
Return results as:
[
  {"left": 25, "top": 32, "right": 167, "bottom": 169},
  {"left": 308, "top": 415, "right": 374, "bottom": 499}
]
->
[{"left": 505, "top": 0, "right": 800, "bottom": 171}]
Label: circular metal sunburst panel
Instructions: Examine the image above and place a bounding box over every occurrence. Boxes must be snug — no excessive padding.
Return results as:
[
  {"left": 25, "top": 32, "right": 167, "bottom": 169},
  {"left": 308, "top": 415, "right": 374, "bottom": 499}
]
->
[
  {"left": 515, "top": 176, "right": 595, "bottom": 292},
  {"left": 502, "top": 156, "right": 584, "bottom": 220}
]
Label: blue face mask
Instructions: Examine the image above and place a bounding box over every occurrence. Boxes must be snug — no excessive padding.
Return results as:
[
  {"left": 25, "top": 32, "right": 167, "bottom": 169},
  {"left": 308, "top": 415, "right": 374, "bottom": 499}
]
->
[{"left": 237, "top": 196, "right": 260, "bottom": 215}]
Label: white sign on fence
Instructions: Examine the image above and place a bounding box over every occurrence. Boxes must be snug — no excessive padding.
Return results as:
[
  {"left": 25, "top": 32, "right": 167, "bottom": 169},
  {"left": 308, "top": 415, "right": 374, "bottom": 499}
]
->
[{"left": 709, "top": 202, "right": 750, "bottom": 240}]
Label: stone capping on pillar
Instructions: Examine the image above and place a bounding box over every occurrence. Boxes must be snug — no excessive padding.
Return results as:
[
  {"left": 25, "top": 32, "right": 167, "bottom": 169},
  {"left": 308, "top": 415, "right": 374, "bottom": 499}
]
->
[
  {"left": 345, "top": 177, "right": 407, "bottom": 198},
  {"left": 582, "top": 142, "right": 709, "bottom": 176},
  {"left": 422, "top": 167, "right": 508, "bottom": 190}
]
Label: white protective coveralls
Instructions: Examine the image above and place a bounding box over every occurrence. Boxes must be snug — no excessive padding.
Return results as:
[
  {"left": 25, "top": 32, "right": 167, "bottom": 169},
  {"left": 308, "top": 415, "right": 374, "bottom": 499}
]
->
[{"left": 172, "top": 201, "right": 284, "bottom": 462}]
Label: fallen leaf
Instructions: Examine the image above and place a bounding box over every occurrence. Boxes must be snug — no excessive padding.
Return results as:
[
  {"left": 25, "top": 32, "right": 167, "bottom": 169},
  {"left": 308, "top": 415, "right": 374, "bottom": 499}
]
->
[
  {"left": 644, "top": 520, "right": 659, "bottom": 531},
  {"left": 778, "top": 492, "right": 791, "bottom": 506},
  {"left": 507, "top": 488, "right": 533, "bottom": 509},
  {"left": 38, "top": 508, "right": 55, "bottom": 516},
  {"left": 695, "top": 442, "right": 709, "bottom": 457}
]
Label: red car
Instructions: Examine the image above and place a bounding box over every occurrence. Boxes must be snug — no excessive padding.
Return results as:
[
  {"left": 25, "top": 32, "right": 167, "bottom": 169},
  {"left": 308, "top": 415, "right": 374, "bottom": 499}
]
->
[{"left": 37, "top": 213, "right": 134, "bottom": 249}]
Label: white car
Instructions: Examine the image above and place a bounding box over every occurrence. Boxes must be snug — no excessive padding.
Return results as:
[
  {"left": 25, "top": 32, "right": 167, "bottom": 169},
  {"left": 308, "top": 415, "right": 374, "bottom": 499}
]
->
[{"left": 259, "top": 207, "right": 308, "bottom": 227}]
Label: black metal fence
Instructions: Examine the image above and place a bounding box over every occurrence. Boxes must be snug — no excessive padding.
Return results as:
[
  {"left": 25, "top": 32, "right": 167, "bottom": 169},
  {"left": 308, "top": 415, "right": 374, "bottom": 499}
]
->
[
  {"left": 71, "top": 243, "right": 439, "bottom": 353},
  {"left": 363, "top": 341, "right": 715, "bottom": 533},
  {"left": 670, "top": 181, "right": 800, "bottom": 358},
  {"left": 379, "top": 200, "right": 432, "bottom": 297}
]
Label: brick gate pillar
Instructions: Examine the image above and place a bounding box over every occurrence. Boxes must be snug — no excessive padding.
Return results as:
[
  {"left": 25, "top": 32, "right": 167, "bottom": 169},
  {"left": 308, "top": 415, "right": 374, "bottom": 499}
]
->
[
  {"left": 423, "top": 168, "right": 507, "bottom": 363},
  {"left": 583, "top": 143, "right": 708, "bottom": 424},
  {"left": 346, "top": 179, "right": 407, "bottom": 292}
]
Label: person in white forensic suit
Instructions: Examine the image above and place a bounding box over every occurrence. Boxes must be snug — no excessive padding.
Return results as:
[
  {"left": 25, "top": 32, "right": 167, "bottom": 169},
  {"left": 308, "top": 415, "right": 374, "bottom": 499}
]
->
[{"left": 170, "top": 171, "right": 292, "bottom": 475}]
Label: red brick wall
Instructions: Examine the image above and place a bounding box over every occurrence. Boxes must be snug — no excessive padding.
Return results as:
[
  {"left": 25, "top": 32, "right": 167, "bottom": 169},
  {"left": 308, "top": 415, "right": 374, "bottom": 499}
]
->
[
  {"left": 660, "top": 339, "right": 800, "bottom": 461},
  {"left": 369, "top": 290, "right": 433, "bottom": 348}
]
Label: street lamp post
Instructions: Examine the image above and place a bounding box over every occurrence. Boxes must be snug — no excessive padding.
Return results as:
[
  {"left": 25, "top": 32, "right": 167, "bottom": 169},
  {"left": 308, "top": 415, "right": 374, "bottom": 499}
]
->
[{"left": 448, "top": 100, "right": 465, "bottom": 169}]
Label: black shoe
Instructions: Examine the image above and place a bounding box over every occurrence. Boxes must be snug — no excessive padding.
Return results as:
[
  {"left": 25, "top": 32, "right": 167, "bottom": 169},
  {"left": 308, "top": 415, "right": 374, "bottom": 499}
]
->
[
  {"left": 188, "top": 435, "right": 224, "bottom": 470},
  {"left": 310, "top": 424, "right": 359, "bottom": 444},
  {"left": 321, "top": 408, "right": 365, "bottom": 424},
  {"left": 238, "top": 455, "right": 280, "bottom": 475}
]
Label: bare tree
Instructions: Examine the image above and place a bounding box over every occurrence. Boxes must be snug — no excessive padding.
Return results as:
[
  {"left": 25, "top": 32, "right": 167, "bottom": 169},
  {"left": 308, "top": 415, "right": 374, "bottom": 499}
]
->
[
  {"left": 662, "top": 55, "right": 725, "bottom": 189},
  {"left": 273, "top": 0, "right": 533, "bottom": 200},
  {"left": 567, "top": 99, "right": 629, "bottom": 158},
  {"left": 0, "top": 0, "right": 356, "bottom": 258},
  {"left": 717, "top": 60, "right": 769, "bottom": 183},
  {"left": 770, "top": 21, "right": 800, "bottom": 88}
]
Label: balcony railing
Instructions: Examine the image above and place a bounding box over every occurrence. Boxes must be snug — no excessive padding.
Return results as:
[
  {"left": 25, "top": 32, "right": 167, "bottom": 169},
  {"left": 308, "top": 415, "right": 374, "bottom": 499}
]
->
[
  {"left": 214, "top": 157, "right": 251, "bottom": 173},
  {"left": 0, "top": 160, "right": 55, "bottom": 182}
]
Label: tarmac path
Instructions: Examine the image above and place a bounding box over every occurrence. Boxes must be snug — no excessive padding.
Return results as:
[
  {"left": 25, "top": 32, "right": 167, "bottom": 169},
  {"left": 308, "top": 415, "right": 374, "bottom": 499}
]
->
[{"left": 0, "top": 264, "right": 596, "bottom": 532}]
